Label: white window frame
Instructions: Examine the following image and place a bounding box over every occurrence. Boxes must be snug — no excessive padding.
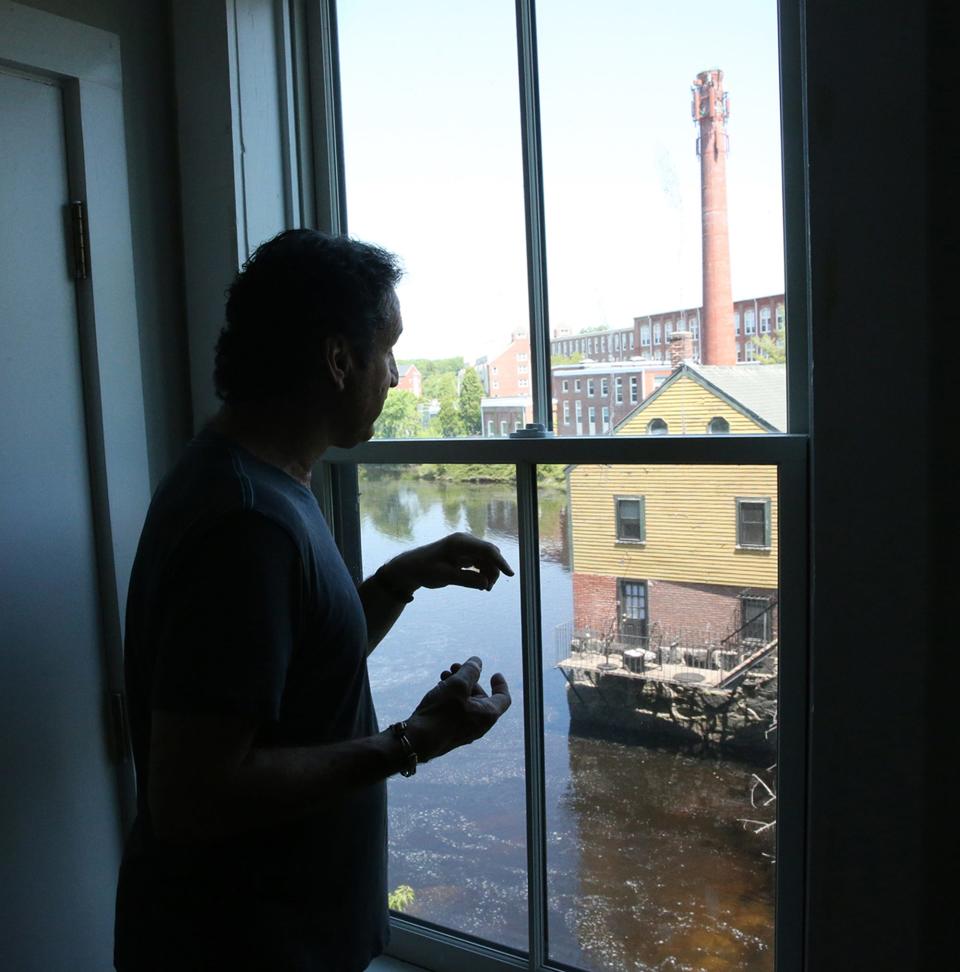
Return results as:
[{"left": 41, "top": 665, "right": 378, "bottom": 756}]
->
[
  {"left": 640, "top": 324, "right": 651, "bottom": 346},
  {"left": 630, "top": 375, "right": 638, "bottom": 404},
  {"left": 302, "top": 3, "right": 811, "bottom": 970}
]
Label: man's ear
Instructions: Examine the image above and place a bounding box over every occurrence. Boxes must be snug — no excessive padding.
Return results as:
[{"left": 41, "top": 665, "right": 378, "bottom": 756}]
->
[{"left": 322, "top": 334, "right": 354, "bottom": 392}]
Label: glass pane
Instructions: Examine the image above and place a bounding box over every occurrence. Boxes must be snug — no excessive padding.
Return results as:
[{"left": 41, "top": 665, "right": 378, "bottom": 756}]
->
[
  {"left": 359, "top": 464, "right": 527, "bottom": 950},
  {"left": 540, "top": 1, "right": 787, "bottom": 436},
  {"left": 542, "top": 464, "right": 779, "bottom": 971},
  {"left": 338, "top": 2, "right": 529, "bottom": 439}
]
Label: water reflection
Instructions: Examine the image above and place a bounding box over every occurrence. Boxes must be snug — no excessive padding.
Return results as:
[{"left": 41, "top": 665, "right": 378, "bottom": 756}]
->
[{"left": 359, "top": 470, "right": 569, "bottom": 567}]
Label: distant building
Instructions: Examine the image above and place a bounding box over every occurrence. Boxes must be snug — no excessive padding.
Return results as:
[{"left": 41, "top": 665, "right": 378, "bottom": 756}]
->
[
  {"left": 567, "top": 360, "right": 785, "bottom": 651},
  {"left": 480, "top": 331, "right": 531, "bottom": 398},
  {"left": 481, "top": 396, "right": 530, "bottom": 437},
  {"left": 553, "top": 360, "right": 673, "bottom": 436},
  {"left": 549, "top": 293, "right": 785, "bottom": 366},
  {"left": 396, "top": 363, "right": 422, "bottom": 397}
]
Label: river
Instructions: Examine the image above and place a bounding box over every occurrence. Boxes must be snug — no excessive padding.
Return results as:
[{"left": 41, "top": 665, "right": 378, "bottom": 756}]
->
[{"left": 359, "top": 472, "right": 775, "bottom": 972}]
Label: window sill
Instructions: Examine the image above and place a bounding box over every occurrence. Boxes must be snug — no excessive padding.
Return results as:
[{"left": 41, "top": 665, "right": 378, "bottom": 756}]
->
[
  {"left": 615, "top": 539, "right": 646, "bottom": 546},
  {"left": 735, "top": 544, "right": 772, "bottom": 552}
]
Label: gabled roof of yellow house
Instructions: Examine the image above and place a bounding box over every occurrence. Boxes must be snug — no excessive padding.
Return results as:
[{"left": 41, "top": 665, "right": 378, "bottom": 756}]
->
[{"left": 614, "top": 362, "right": 787, "bottom": 434}]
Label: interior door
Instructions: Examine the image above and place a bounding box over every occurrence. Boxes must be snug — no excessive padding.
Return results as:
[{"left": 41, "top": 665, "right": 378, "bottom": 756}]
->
[{"left": 0, "top": 66, "right": 123, "bottom": 971}]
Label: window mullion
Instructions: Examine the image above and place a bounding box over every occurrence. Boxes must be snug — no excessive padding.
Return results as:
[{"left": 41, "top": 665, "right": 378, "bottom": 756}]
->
[
  {"left": 514, "top": 0, "right": 551, "bottom": 429},
  {"left": 515, "top": 462, "right": 548, "bottom": 969}
]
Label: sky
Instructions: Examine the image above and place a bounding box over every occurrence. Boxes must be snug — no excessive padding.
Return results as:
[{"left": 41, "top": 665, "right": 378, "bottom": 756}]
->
[{"left": 337, "top": 0, "right": 784, "bottom": 363}]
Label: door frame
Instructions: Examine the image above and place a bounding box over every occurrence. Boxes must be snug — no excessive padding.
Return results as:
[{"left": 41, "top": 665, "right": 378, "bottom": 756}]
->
[
  {"left": 0, "top": 0, "right": 151, "bottom": 828},
  {"left": 617, "top": 577, "right": 649, "bottom": 647}
]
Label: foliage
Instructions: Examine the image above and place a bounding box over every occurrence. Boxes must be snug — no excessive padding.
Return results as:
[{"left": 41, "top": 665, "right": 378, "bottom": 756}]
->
[
  {"left": 388, "top": 884, "right": 415, "bottom": 913},
  {"left": 434, "top": 396, "right": 464, "bottom": 438},
  {"left": 373, "top": 389, "right": 422, "bottom": 439},
  {"left": 749, "top": 323, "right": 787, "bottom": 364},
  {"left": 458, "top": 368, "right": 484, "bottom": 434},
  {"left": 551, "top": 352, "right": 583, "bottom": 366},
  {"left": 396, "top": 356, "right": 465, "bottom": 379},
  {"left": 579, "top": 324, "right": 611, "bottom": 334},
  {"left": 422, "top": 371, "right": 458, "bottom": 402}
]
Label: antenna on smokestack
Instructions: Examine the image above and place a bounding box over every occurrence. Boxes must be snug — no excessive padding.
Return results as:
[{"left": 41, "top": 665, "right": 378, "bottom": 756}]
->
[{"left": 691, "top": 68, "right": 736, "bottom": 365}]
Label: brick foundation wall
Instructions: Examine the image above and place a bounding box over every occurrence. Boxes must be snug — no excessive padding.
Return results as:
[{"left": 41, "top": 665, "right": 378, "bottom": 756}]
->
[{"left": 572, "top": 573, "right": 778, "bottom": 642}]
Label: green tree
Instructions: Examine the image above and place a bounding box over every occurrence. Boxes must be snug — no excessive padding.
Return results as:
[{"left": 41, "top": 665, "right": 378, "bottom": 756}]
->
[
  {"left": 551, "top": 352, "right": 583, "bottom": 366},
  {"left": 373, "top": 389, "right": 421, "bottom": 438},
  {"left": 388, "top": 885, "right": 415, "bottom": 913},
  {"left": 423, "top": 371, "right": 458, "bottom": 401},
  {"left": 436, "top": 396, "right": 464, "bottom": 437},
  {"left": 579, "top": 324, "right": 610, "bottom": 334},
  {"left": 749, "top": 323, "right": 787, "bottom": 364},
  {"left": 458, "top": 368, "right": 484, "bottom": 434}
]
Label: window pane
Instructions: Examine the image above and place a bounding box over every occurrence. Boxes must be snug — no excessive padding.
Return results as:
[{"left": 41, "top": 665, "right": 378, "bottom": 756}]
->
[
  {"left": 359, "top": 464, "right": 527, "bottom": 949},
  {"left": 540, "top": 1, "right": 786, "bottom": 436},
  {"left": 543, "top": 464, "right": 779, "bottom": 971},
  {"left": 338, "top": 1, "right": 528, "bottom": 439}
]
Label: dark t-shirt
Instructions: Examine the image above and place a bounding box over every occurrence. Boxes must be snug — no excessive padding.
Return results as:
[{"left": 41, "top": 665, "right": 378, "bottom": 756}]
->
[{"left": 114, "top": 430, "right": 388, "bottom": 972}]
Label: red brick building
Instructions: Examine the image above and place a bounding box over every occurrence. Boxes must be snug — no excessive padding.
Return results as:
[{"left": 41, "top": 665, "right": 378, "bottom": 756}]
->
[
  {"left": 481, "top": 331, "right": 531, "bottom": 398},
  {"left": 552, "top": 361, "right": 672, "bottom": 435},
  {"left": 550, "top": 293, "right": 785, "bottom": 366},
  {"left": 396, "top": 363, "right": 422, "bottom": 397}
]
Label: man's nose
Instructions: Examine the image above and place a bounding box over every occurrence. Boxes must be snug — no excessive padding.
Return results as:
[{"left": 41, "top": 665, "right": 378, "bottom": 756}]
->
[{"left": 389, "top": 357, "right": 399, "bottom": 388}]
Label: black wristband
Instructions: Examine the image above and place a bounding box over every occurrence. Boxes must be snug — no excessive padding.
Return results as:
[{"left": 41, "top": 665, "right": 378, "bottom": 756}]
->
[
  {"left": 374, "top": 566, "right": 414, "bottom": 603},
  {"left": 389, "top": 721, "right": 418, "bottom": 777}
]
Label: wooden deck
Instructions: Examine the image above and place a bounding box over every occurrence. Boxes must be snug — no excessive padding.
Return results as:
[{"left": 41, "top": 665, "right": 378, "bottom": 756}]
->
[{"left": 557, "top": 650, "right": 728, "bottom": 689}]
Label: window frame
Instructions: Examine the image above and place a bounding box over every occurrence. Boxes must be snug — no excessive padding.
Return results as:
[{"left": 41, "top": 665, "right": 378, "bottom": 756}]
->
[
  {"left": 735, "top": 496, "right": 773, "bottom": 550},
  {"left": 614, "top": 494, "right": 646, "bottom": 544},
  {"left": 303, "top": 1, "right": 812, "bottom": 969}
]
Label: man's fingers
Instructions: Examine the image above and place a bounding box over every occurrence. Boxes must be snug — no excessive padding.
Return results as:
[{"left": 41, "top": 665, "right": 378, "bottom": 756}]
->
[
  {"left": 448, "top": 656, "right": 482, "bottom": 691},
  {"left": 488, "top": 673, "right": 511, "bottom": 714}
]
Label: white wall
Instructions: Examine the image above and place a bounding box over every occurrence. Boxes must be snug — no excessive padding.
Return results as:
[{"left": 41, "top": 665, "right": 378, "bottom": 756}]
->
[{"left": 17, "top": 0, "right": 192, "bottom": 487}]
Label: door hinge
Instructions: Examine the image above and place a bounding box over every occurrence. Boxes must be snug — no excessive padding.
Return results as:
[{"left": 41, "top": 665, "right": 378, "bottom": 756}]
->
[
  {"left": 70, "top": 199, "right": 89, "bottom": 280},
  {"left": 108, "top": 691, "right": 131, "bottom": 763}
]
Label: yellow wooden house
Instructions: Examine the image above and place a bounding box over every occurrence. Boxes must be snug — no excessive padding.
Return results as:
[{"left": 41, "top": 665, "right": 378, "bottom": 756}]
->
[{"left": 567, "top": 363, "right": 785, "bottom": 663}]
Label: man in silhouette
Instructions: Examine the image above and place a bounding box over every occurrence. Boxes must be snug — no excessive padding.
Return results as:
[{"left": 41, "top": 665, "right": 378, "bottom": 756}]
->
[{"left": 115, "top": 230, "right": 513, "bottom": 972}]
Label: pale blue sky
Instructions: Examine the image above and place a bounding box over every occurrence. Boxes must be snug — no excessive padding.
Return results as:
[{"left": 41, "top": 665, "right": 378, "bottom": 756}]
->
[{"left": 338, "top": 0, "right": 783, "bottom": 362}]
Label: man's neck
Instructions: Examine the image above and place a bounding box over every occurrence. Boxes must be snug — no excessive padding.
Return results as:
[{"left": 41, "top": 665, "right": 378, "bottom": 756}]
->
[{"left": 207, "top": 404, "right": 329, "bottom": 487}]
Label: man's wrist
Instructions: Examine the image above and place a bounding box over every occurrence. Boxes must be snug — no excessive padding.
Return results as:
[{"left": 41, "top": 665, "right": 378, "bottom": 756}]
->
[
  {"left": 374, "top": 562, "right": 417, "bottom": 602},
  {"left": 388, "top": 721, "right": 418, "bottom": 777}
]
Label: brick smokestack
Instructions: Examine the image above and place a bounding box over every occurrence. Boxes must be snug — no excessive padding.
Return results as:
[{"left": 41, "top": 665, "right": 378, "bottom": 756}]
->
[
  {"left": 692, "top": 68, "right": 736, "bottom": 365},
  {"left": 669, "top": 331, "right": 695, "bottom": 369}
]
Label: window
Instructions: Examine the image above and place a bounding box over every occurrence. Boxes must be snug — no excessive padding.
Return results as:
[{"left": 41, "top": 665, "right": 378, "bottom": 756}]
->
[
  {"left": 745, "top": 309, "right": 757, "bottom": 335},
  {"left": 647, "top": 418, "right": 669, "bottom": 435},
  {"left": 588, "top": 406, "right": 596, "bottom": 434},
  {"left": 587, "top": 379, "right": 595, "bottom": 397},
  {"left": 741, "top": 596, "right": 773, "bottom": 642},
  {"left": 734, "top": 311, "right": 741, "bottom": 335},
  {"left": 574, "top": 379, "right": 581, "bottom": 392},
  {"left": 760, "top": 307, "right": 771, "bottom": 333},
  {"left": 613, "top": 334, "right": 620, "bottom": 350},
  {"left": 515, "top": 420, "right": 523, "bottom": 431},
  {"left": 653, "top": 322, "right": 661, "bottom": 344},
  {"left": 690, "top": 318, "right": 700, "bottom": 340},
  {"left": 776, "top": 303, "right": 785, "bottom": 330},
  {"left": 615, "top": 496, "right": 646, "bottom": 542},
  {"left": 664, "top": 321, "right": 673, "bottom": 340},
  {"left": 600, "top": 335, "right": 606, "bottom": 350},
  {"left": 330, "top": 3, "right": 797, "bottom": 969},
  {"left": 736, "top": 498, "right": 772, "bottom": 549},
  {"left": 708, "top": 416, "right": 730, "bottom": 434},
  {"left": 745, "top": 341, "right": 758, "bottom": 362},
  {"left": 499, "top": 420, "right": 507, "bottom": 436}
]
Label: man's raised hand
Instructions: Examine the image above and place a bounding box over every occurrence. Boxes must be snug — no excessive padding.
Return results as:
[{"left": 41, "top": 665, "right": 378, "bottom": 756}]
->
[
  {"left": 377, "top": 533, "right": 514, "bottom": 597},
  {"left": 405, "top": 656, "right": 511, "bottom": 763}
]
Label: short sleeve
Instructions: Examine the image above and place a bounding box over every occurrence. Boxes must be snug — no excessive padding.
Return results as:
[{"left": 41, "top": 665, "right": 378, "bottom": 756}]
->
[{"left": 151, "top": 512, "right": 302, "bottom": 721}]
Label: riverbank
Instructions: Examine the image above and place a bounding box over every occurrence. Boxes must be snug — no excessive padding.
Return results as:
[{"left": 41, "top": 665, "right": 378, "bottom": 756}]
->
[{"left": 360, "top": 462, "right": 566, "bottom": 488}]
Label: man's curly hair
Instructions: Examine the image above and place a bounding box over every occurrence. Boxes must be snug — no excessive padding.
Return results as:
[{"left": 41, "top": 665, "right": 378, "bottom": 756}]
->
[{"left": 214, "top": 230, "right": 403, "bottom": 404}]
